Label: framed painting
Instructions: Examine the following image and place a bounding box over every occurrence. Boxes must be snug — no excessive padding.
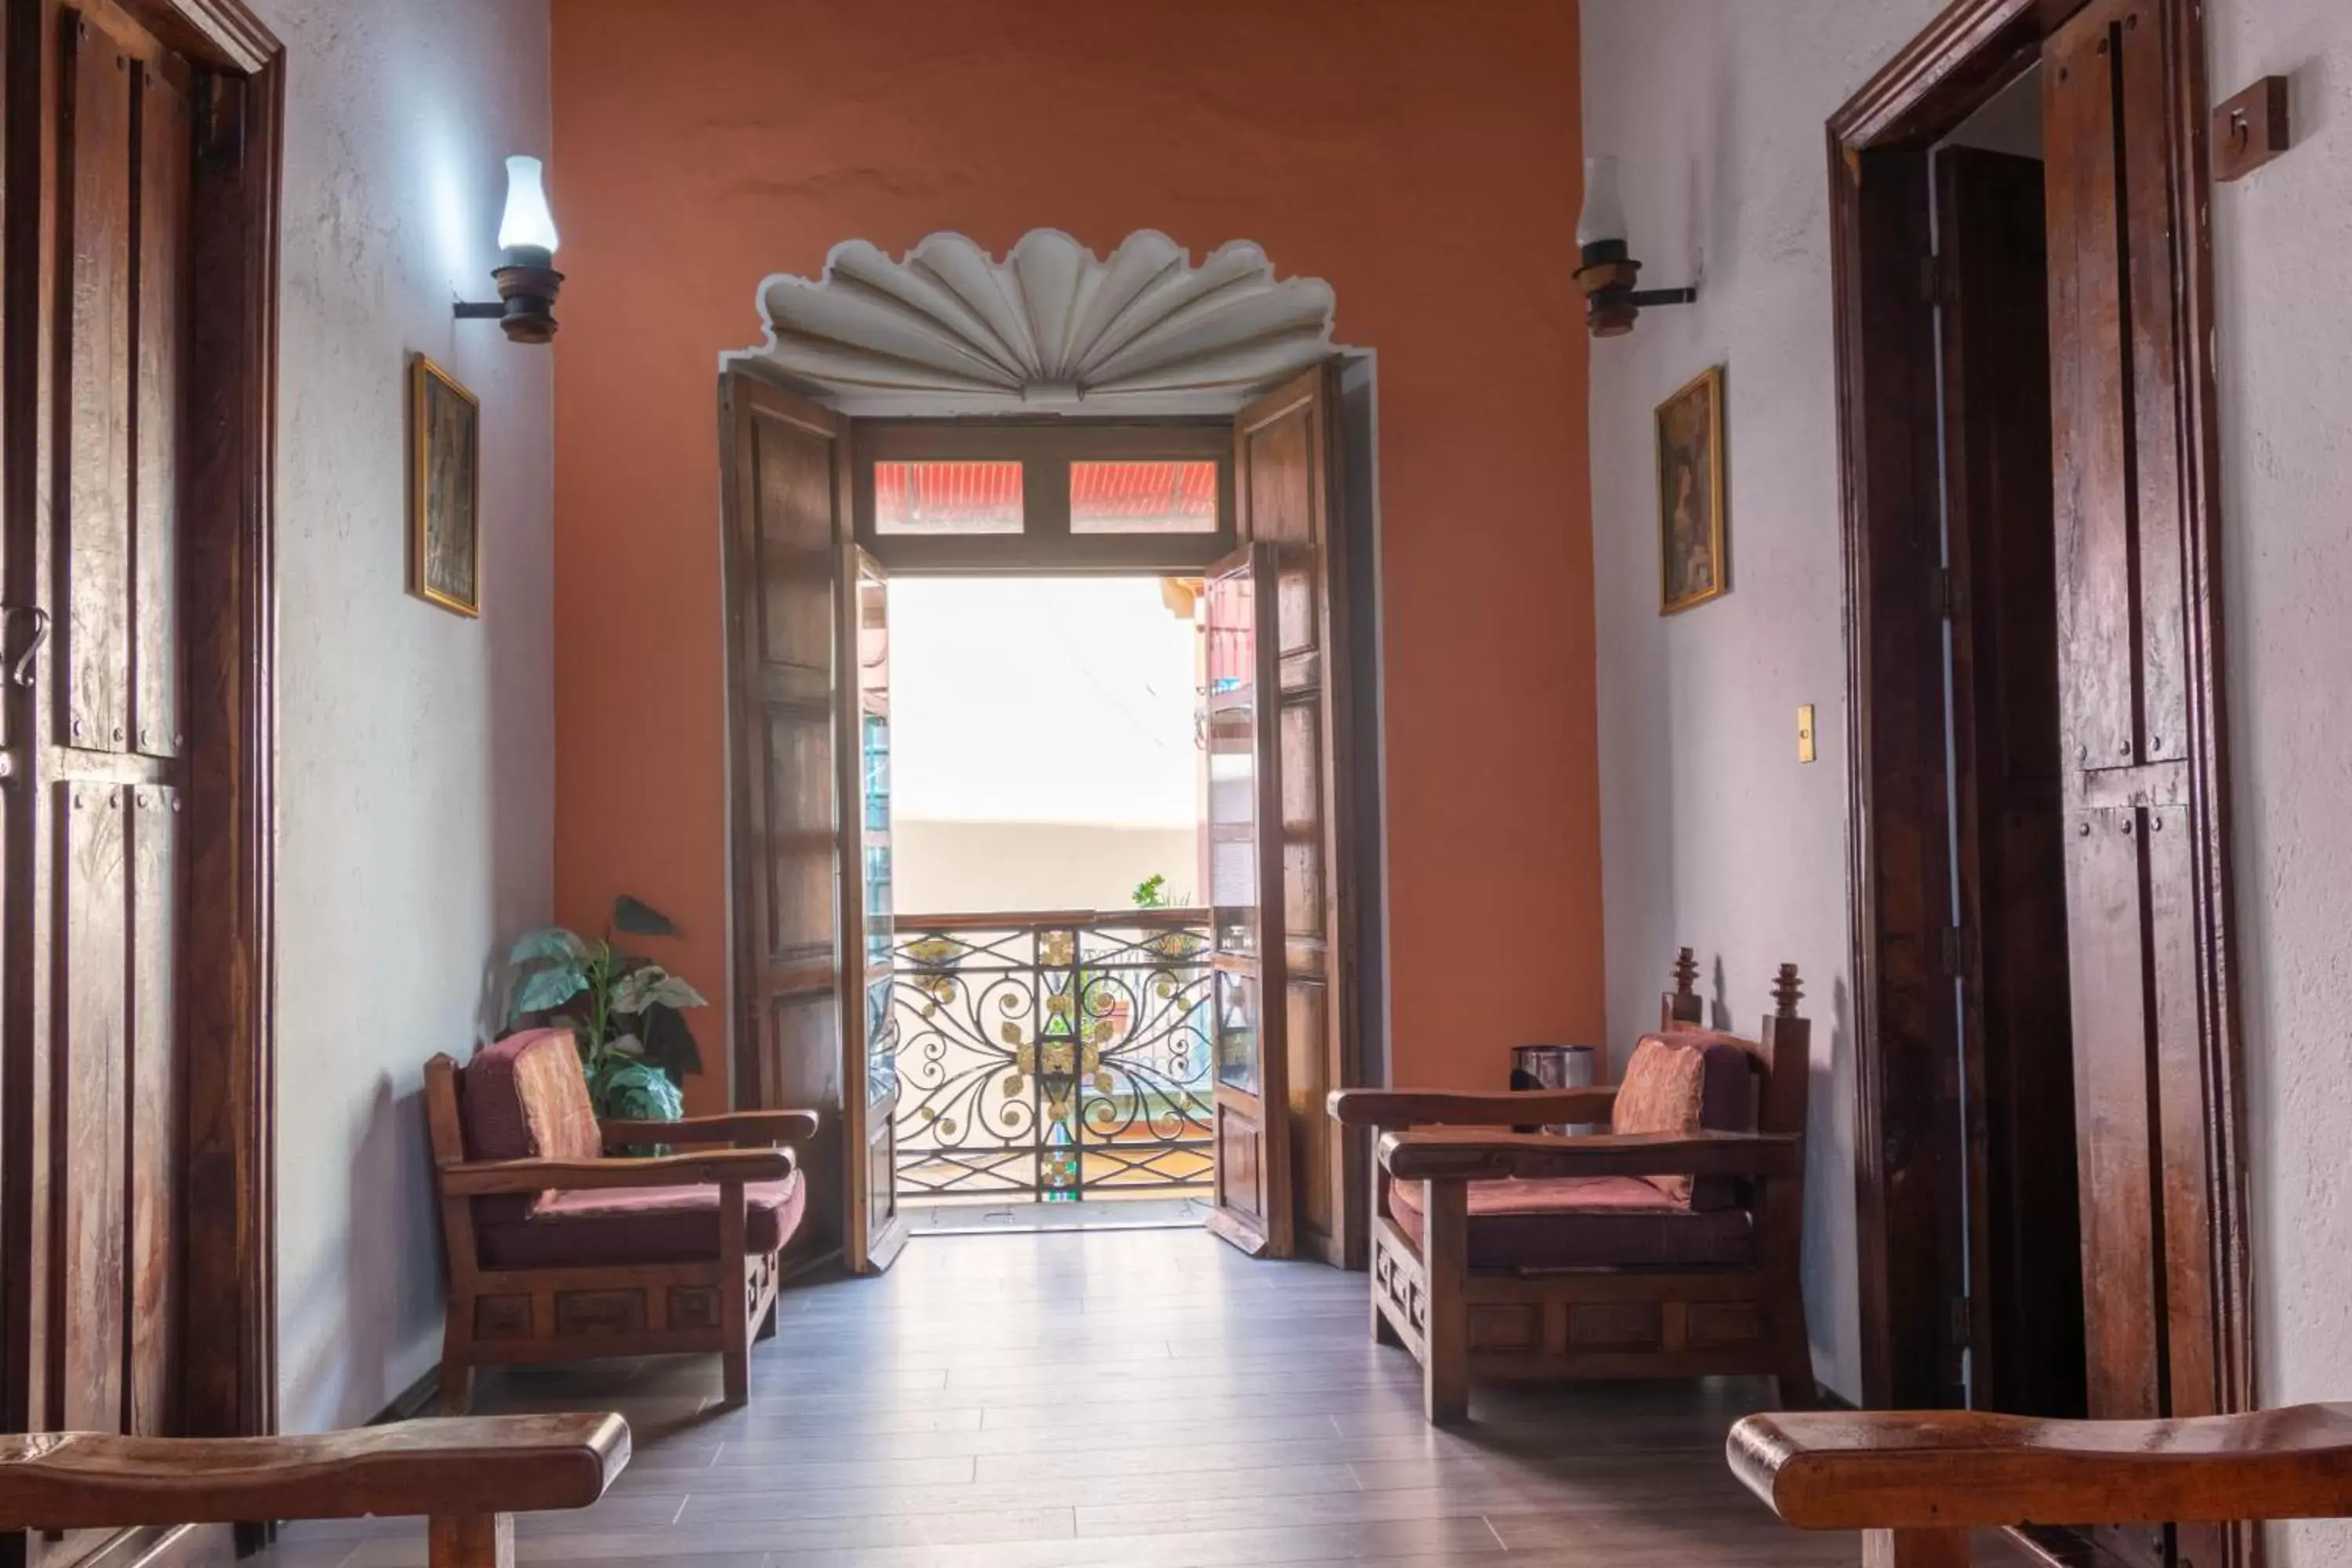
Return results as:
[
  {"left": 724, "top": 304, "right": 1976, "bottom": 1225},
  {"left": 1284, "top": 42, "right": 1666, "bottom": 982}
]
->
[
  {"left": 1656, "top": 364, "right": 1727, "bottom": 615},
  {"left": 411, "top": 354, "right": 481, "bottom": 617}
]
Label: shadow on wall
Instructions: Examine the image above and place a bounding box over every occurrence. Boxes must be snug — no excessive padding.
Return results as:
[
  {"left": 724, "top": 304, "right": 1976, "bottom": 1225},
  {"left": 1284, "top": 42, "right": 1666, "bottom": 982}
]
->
[{"left": 282, "top": 1074, "right": 441, "bottom": 1425}]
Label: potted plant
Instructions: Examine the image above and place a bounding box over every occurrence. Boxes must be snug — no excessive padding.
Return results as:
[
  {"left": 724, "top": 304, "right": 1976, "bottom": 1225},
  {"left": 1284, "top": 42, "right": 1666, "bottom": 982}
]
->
[{"left": 504, "top": 895, "right": 706, "bottom": 1121}]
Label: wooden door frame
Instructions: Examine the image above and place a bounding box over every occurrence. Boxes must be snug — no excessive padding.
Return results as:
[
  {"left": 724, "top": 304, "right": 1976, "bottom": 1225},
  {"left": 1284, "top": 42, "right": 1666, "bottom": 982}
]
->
[
  {"left": 1830, "top": 0, "right": 2247, "bottom": 1425},
  {"left": 1, "top": 0, "right": 283, "bottom": 1463}
]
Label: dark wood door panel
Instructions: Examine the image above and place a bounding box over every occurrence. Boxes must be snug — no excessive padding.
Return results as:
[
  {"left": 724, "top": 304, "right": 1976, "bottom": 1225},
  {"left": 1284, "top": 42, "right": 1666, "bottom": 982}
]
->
[
  {"left": 132, "top": 70, "right": 188, "bottom": 760},
  {"left": 63, "top": 20, "right": 136, "bottom": 757},
  {"left": 57, "top": 785, "right": 129, "bottom": 1437},
  {"left": 125, "top": 785, "right": 179, "bottom": 1439}
]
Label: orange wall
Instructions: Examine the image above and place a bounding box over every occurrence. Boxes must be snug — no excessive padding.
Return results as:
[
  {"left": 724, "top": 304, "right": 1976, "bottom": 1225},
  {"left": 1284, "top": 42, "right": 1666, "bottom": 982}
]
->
[{"left": 551, "top": 0, "right": 1602, "bottom": 1109}]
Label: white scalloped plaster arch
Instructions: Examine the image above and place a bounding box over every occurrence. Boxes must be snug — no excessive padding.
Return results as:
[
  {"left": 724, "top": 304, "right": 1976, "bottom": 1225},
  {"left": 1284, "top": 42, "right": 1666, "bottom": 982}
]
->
[{"left": 726, "top": 228, "right": 1344, "bottom": 417}]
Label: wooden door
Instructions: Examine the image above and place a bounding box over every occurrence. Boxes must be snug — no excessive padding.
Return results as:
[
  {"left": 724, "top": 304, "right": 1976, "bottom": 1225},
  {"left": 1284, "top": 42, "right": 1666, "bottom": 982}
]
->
[
  {"left": 1203, "top": 543, "right": 1290, "bottom": 1256},
  {"left": 720, "top": 372, "right": 856, "bottom": 1264},
  {"left": 1232, "top": 366, "right": 1359, "bottom": 1268},
  {"left": 0, "top": 6, "right": 196, "bottom": 1562},
  {"left": 2045, "top": 2, "right": 2243, "bottom": 1562},
  {"left": 1936, "top": 147, "right": 2086, "bottom": 1421},
  {"left": 837, "top": 546, "right": 904, "bottom": 1274}
]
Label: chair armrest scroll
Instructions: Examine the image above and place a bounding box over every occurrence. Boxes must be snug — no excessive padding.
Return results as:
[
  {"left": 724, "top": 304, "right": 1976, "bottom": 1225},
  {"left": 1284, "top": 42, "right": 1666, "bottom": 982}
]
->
[
  {"left": 1726, "top": 1405, "right": 2352, "bottom": 1531},
  {"left": 1328, "top": 1087, "right": 1620, "bottom": 1130},
  {"left": 1377, "top": 1128, "right": 1799, "bottom": 1183},
  {"left": 599, "top": 1109, "right": 819, "bottom": 1150},
  {"left": 0, "top": 1413, "right": 630, "bottom": 1531},
  {"left": 438, "top": 1148, "right": 796, "bottom": 1196}
]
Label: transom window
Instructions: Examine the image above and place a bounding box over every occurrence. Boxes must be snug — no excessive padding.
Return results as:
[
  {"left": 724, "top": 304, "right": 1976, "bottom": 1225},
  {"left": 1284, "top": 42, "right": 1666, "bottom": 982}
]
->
[{"left": 855, "top": 422, "right": 1233, "bottom": 570}]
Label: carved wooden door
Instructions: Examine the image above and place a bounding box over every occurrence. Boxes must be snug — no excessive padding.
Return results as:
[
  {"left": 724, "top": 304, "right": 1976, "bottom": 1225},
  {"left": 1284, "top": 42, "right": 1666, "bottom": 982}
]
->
[
  {"left": 2, "top": 7, "right": 197, "bottom": 1564},
  {"left": 1232, "top": 366, "right": 1359, "bottom": 1267},
  {"left": 1203, "top": 543, "right": 1291, "bottom": 1256},
  {"left": 720, "top": 372, "right": 858, "bottom": 1265},
  {"left": 2045, "top": 3, "right": 2244, "bottom": 1564}
]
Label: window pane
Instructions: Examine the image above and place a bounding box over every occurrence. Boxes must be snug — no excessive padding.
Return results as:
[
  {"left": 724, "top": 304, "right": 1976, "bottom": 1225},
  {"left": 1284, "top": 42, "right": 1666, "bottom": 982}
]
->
[
  {"left": 873, "top": 460, "right": 1023, "bottom": 535},
  {"left": 1069, "top": 460, "right": 1219, "bottom": 534}
]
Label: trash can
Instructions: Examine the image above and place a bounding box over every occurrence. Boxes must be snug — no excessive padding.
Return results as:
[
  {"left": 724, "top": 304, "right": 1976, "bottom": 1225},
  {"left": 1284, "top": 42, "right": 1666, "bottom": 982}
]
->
[{"left": 1510, "top": 1044, "right": 1600, "bottom": 1136}]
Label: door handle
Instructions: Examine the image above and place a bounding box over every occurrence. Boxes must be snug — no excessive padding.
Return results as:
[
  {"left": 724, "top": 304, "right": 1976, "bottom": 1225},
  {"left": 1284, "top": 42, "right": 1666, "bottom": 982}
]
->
[{"left": 4, "top": 605, "right": 47, "bottom": 688}]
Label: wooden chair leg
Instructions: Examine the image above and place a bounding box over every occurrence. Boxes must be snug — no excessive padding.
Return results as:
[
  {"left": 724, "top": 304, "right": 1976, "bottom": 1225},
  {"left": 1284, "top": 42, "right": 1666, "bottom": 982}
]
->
[
  {"left": 755, "top": 1294, "right": 780, "bottom": 1342},
  {"left": 720, "top": 1180, "right": 750, "bottom": 1406},
  {"left": 1419, "top": 1178, "right": 1469, "bottom": 1427},
  {"left": 1774, "top": 1316, "right": 1819, "bottom": 1411},
  {"left": 1864, "top": 1526, "right": 1972, "bottom": 1568},
  {"left": 428, "top": 1512, "right": 514, "bottom": 1567}
]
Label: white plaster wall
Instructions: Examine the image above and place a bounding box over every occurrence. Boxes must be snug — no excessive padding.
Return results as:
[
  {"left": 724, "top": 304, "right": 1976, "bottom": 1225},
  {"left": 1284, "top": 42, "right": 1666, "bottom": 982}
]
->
[
  {"left": 2210, "top": 6, "right": 2352, "bottom": 1566},
  {"left": 1584, "top": 0, "right": 2352, "bottom": 1515},
  {"left": 259, "top": 0, "right": 554, "bottom": 1433}
]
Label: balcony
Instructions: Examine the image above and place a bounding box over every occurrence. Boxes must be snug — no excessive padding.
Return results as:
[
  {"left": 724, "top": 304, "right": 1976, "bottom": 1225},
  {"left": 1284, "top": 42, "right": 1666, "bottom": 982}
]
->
[{"left": 891, "top": 909, "right": 1214, "bottom": 1204}]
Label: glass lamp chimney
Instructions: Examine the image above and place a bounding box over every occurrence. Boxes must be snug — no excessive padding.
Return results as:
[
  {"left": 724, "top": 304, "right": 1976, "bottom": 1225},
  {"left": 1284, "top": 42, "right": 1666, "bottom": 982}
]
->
[
  {"left": 1576, "top": 154, "right": 1628, "bottom": 249},
  {"left": 496, "top": 154, "right": 560, "bottom": 256}
]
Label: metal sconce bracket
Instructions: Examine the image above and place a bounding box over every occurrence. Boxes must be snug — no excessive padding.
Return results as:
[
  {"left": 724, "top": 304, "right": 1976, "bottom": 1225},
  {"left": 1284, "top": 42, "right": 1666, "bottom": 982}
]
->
[
  {"left": 453, "top": 246, "right": 564, "bottom": 344},
  {"left": 1574, "top": 240, "right": 1697, "bottom": 338}
]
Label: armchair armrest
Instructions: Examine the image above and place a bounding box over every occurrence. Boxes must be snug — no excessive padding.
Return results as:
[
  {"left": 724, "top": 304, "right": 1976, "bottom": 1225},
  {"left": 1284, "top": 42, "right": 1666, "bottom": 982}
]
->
[
  {"left": 0, "top": 1413, "right": 628, "bottom": 1531},
  {"left": 437, "top": 1147, "right": 796, "bottom": 1196},
  {"left": 1328, "top": 1087, "right": 1620, "bottom": 1130},
  {"left": 1378, "top": 1127, "right": 1799, "bottom": 1183},
  {"left": 1727, "top": 1405, "right": 2352, "bottom": 1533},
  {"left": 599, "top": 1109, "right": 818, "bottom": 1150}
]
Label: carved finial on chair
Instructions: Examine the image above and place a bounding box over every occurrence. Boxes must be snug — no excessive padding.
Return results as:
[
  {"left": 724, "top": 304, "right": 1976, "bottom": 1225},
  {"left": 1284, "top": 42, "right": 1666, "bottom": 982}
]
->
[
  {"left": 1673, "top": 946, "right": 1699, "bottom": 999},
  {"left": 1773, "top": 964, "right": 1803, "bottom": 1019}
]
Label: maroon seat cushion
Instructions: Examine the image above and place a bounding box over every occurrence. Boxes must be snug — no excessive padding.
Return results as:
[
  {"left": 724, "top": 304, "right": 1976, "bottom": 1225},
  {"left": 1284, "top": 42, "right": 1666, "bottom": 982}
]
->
[
  {"left": 476, "top": 1171, "right": 808, "bottom": 1270},
  {"left": 1387, "top": 1174, "right": 1754, "bottom": 1272},
  {"left": 460, "top": 1029, "right": 603, "bottom": 1225},
  {"left": 1612, "top": 1029, "right": 1761, "bottom": 1210}
]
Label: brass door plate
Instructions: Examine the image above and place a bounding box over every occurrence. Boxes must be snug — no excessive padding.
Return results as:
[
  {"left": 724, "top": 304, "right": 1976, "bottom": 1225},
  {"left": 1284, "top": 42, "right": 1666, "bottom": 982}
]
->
[{"left": 1797, "top": 705, "right": 1817, "bottom": 764}]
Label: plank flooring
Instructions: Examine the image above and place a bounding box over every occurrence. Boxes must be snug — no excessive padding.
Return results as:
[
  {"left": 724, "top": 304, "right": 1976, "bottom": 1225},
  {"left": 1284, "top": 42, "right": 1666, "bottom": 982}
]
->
[{"left": 256, "top": 1228, "right": 2033, "bottom": 1566}]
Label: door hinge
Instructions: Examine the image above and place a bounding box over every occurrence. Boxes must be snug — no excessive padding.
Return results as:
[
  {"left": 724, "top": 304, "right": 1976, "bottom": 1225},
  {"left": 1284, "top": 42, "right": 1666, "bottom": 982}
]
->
[
  {"left": 1930, "top": 566, "right": 1963, "bottom": 619},
  {"left": 1936, "top": 924, "right": 1976, "bottom": 978},
  {"left": 1918, "top": 253, "right": 1951, "bottom": 307}
]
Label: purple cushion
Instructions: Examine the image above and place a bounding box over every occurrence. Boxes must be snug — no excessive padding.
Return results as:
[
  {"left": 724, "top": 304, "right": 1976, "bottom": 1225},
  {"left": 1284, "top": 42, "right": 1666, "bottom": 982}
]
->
[
  {"left": 459, "top": 1029, "right": 604, "bottom": 1226},
  {"left": 1388, "top": 1174, "right": 1755, "bottom": 1271},
  {"left": 1612, "top": 1029, "right": 1761, "bottom": 1210},
  {"left": 477, "top": 1172, "right": 808, "bottom": 1270}
]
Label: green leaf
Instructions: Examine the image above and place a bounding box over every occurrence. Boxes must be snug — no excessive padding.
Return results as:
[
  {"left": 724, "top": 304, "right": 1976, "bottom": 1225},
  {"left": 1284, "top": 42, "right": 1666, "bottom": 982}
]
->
[
  {"left": 510, "top": 966, "right": 588, "bottom": 1016},
  {"left": 612, "top": 965, "right": 710, "bottom": 1015},
  {"left": 606, "top": 1032, "right": 645, "bottom": 1058},
  {"left": 640, "top": 1004, "right": 704, "bottom": 1083},
  {"left": 612, "top": 895, "right": 677, "bottom": 938},
  {"left": 596, "top": 1059, "right": 684, "bottom": 1126},
  {"left": 510, "top": 927, "right": 590, "bottom": 965}
]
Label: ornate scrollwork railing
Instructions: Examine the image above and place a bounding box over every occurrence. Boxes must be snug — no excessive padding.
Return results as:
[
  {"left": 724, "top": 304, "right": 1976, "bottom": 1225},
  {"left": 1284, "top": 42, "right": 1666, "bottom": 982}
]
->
[{"left": 891, "top": 909, "right": 1213, "bottom": 1201}]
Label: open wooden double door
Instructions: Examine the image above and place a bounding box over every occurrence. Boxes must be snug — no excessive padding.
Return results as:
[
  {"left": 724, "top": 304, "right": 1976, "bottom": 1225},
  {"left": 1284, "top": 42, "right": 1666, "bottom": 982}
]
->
[{"left": 720, "top": 364, "right": 1363, "bottom": 1272}]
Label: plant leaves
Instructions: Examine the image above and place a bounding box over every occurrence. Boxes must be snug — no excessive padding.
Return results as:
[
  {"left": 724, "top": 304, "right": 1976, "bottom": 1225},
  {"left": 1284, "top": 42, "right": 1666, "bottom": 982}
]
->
[
  {"left": 638, "top": 1004, "right": 703, "bottom": 1083},
  {"left": 612, "top": 895, "right": 677, "bottom": 938},
  {"left": 510, "top": 966, "right": 588, "bottom": 1016},
  {"left": 606, "top": 1032, "right": 645, "bottom": 1058},
  {"left": 510, "top": 927, "right": 590, "bottom": 965}
]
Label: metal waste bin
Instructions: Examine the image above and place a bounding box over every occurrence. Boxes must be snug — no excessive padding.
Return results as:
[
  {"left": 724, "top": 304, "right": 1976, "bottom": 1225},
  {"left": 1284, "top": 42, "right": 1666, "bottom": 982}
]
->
[{"left": 1510, "top": 1044, "right": 1600, "bottom": 1136}]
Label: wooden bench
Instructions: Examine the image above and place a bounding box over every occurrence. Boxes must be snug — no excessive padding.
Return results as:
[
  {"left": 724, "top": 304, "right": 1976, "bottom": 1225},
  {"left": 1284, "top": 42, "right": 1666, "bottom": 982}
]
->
[
  {"left": 0, "top": 1412, "right": 630, "bottom": 1566},
  {"left": 1730, "top": 1404, "right": 2352, "bottom": 1566}
]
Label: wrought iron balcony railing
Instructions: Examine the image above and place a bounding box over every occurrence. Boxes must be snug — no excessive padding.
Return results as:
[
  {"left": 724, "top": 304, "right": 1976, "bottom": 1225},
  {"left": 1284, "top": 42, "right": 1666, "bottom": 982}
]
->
[{"left": 891, "top": 909, "right": 1213, "bottom": 1203}]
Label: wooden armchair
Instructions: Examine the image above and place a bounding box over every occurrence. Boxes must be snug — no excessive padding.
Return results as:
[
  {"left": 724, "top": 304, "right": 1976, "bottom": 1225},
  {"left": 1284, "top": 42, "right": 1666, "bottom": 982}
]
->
[
  {"left": 0, "top": 1412, "right": 627, "bottom": 1567},
  {"left": 1731, "top": 1403, "right": 2352, "bottom": 1566},
  {"left": 425, "top": 1029, "right": 819, "bottom": 1409},
  {"left": 1330, "top": 953, "right": 1813, "bottom": 1425}
]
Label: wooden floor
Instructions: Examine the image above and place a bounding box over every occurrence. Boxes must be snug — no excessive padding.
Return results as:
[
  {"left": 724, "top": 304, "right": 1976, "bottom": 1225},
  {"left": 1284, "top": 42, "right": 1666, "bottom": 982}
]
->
[{"left": 258, "top": 1227, "right": 2030, "bottom": 1566}]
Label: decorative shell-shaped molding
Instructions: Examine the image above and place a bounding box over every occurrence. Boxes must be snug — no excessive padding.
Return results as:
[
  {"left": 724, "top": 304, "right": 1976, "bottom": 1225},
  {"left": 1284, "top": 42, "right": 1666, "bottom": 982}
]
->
[{"left": 738, "top": 229, "right": 1338, "bottom": 416}]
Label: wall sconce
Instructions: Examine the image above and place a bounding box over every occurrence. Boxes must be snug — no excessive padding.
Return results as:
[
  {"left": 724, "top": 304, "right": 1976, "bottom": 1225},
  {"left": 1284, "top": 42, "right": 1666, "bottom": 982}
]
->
[
  {"left": 454, "top": 155, "right": 564, "bottom": 344},
  {"left": 1573, "top": 155, "right": 1697, "bottom": 338}
]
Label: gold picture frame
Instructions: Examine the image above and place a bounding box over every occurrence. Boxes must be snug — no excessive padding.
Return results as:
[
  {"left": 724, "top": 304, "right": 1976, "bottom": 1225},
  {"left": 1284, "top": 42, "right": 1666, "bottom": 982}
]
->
[
  {"left": 1656, "top": 364, "right": 1727, "bottom": 615},
  {"left": 410, "top": 354, "right": 481, "bottom": 617}
]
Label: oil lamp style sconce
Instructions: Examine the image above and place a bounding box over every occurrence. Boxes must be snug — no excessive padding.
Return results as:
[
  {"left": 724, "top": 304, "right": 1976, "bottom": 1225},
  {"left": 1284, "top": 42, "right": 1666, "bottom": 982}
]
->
[
  {"left": 1573, "top": 155, "right": 1697, "bottom": 338},
  {"left": 455, "top": 155, "right": 564, "bottom": 343}
]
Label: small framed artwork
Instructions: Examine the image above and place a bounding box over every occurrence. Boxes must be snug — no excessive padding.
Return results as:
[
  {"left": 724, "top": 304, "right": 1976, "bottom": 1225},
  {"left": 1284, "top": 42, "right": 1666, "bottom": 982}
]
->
[
  {"left": 1656, "top": 364, "right": 1727, "bottom": 615},
  {"left": 410, "top": 354, "right": 481, "bottom": 617}
]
